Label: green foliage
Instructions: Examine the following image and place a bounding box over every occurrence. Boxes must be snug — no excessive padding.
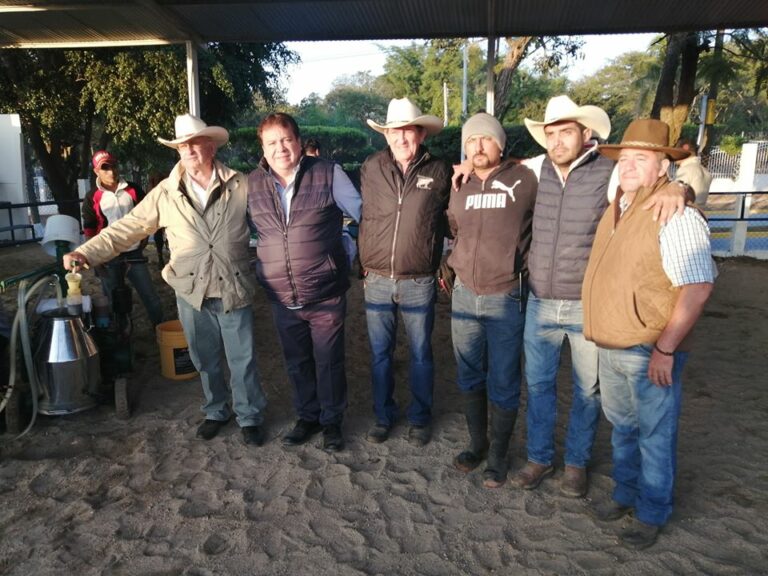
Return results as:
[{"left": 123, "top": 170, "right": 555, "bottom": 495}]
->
[
  {"left": 497, "top": 71, "right": 568, "bottom": 125},
  {"left": 0, "top": 43, "right": 296, "bottom": 208},
  {"left": 427, "top": 125, "right": 542, "bottom": 163},
  {"left": 718, "top": 135, "right": 747, "bottom": 155},
  {"left": 570, "top": 50, "right": 661, "bottom": 142},
  {"left": 378, "top": 40, "right": 487, "bottom": 124}
]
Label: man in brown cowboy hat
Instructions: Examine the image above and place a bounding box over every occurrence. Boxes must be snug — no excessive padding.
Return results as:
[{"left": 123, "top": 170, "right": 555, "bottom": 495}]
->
[
  {"left": 505, "top": 95, "right": 700, "bottom": 498},
  {"left": 582, "top": 118, "right": 715, "bottom": 549},
  {"left": 65, "top": 113, "right": 268, "bottom": 447},
  {"left": 359, "top": 97, "right": 451, "bottom": 446}
]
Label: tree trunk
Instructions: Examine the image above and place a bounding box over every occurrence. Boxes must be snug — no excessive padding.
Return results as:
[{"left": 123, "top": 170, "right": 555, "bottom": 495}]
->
[
  {"left": 494, "top": 37, "right": 534, "bottom": 119},
  {"left": 651, "top": 33, "right": 684, "bottom": 121},
  {"left": 25, "top": 118, "right": 81, "bottom": 221},
  {"left": 651, "top": 32, "right": 701, "bottom": 145}
]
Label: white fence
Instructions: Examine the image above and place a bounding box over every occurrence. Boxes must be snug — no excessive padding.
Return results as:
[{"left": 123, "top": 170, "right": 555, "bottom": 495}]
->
[{"left": 703, "top": 142, "right": 768, "bottom": 259}]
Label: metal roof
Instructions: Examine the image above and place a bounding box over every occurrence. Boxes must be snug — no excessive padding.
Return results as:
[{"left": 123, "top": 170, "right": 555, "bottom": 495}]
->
[{"left": 1, "top": 0, "right": 767, "bottom": 48}]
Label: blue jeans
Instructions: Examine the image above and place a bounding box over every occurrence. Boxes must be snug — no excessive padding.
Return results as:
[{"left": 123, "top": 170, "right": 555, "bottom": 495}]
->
[
  {"left": 523, "top": 294, "right": 601, "bottom": 468},
  {"left": 270, "top": 295, "right": 348, "bottom": 426},
  {"left": 451, "top": 280, "right": 525, "bottom": 410},
  {"left": 364, "top": 273, "right": 435, "bottom": 427},
  {"left": 177, "top": 297, "right": 267, "bottom": 427},
  {"left": 101, "top": 249, "right": 164, "bottom": 326},
  {"left": 599, "top": 345, "right": 687, "bottom": 527}
]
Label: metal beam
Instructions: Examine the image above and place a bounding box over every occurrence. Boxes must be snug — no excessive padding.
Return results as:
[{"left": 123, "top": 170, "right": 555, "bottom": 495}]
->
[
  {"left": 186, "top": 41, "right": 201, "bottom": 117},
  {"left": 485, "top": 0, "right": 496, "bottom": 115}
]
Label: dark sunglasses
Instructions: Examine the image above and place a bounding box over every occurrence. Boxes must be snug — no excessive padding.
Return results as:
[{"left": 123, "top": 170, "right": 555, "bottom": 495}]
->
[{"left": 99, "top": 164, "right": 116, "bottom": 171}]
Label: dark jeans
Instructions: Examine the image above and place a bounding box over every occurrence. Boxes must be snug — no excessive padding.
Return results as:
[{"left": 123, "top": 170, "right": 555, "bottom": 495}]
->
[{"left": 271, "top": 295, "right": 348, "bottom": 426}]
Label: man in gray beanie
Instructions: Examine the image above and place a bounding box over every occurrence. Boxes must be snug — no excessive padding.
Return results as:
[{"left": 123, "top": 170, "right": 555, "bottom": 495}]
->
[{"left": 447, "top": 112, "right": 538, "bottom": 488}]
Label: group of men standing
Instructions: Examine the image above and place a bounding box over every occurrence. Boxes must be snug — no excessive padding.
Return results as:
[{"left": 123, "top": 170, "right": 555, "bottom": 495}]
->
[{"left": 64, "top": 92, "right": 714, "bottom": 550}]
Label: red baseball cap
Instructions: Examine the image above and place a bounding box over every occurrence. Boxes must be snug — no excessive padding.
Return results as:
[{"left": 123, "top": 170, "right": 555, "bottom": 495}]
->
[{"left": 92, "top": 150, "right": 117, "bottom": 169}]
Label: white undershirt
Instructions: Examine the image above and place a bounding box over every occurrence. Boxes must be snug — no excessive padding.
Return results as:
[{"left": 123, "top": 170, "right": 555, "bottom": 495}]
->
[{"left": 185, "top": 171, "right": 218, "bottom": 211}]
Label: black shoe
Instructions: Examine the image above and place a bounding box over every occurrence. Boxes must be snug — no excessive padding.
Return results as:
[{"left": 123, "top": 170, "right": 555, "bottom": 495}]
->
[
  {"left": 322, "top": 424, "right": 345, "bottom": 452},
  {"left": 592, "top": 500, "right": 634, "bottom": 522},
  {"left": 366, "top": 423, "right": 391, "bottom": 444},
  {"left": 620, "top": 519, "right": 661, "bottom": 550},
  {"left": 196, "top": 418, "right": 229, "bottom": 440},
  {"left": 453, "top": 449, "right": 486, "bottom": 473},
  {"left": 282, "top": 419, "right": 323, "bottom": 446},
  {"left": 408, "top": 424, "right": 432, "bottom": 446},
  {"left": 242, "top": 425, "right": 266, "bottom": 446}
]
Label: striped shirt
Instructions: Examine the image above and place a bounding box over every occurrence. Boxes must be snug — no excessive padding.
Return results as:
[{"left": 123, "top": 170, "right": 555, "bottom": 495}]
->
[{"left": 620, "top": 197, "right": 715, "bottom": 286}]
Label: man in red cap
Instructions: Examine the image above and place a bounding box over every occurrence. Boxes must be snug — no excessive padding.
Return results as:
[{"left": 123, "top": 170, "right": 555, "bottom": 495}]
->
[{"left": 83, "top": 150, "right": 164, "bottom": 327}]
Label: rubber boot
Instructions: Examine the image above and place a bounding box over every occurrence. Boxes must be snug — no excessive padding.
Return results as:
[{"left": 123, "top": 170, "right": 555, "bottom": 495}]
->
[
  {"left": 453, "top": 389, "right": 489, "bottom": 473},
  {"left": 483, "top": 404, "right": 518, "bottom": 488}
]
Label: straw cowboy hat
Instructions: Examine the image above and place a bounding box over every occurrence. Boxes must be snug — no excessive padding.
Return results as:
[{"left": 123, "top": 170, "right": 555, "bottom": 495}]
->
[
  {"left": 158, "top": 113, "right": 229, "bottom": 149},
  {"left": 367, "top": 97, "right": 444, "bottom": 136},
  {"left": 598, "top": 119, "right": 692, "bottom": 161},
  {"left": 524, "top": 95, "right": 611, "bottom": 149}
]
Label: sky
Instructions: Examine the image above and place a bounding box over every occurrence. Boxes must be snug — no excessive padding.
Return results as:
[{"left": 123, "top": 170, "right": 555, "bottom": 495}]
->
[{"left": 282, "top": 33, "right": 659, "bottom": 105}]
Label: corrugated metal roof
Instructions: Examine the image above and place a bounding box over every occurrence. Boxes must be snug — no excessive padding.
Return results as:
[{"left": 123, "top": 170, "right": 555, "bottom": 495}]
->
[{"left": 0, "top": 0, "right": 766, "bottom": 48}]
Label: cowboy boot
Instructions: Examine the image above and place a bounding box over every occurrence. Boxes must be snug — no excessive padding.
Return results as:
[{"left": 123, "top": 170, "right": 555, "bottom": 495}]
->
[
  {"left": 453, "top": 388, "right": 489, "bottom": 473},
  {"left": 483, "top": 404, "right": 518, "bottom": 488}
]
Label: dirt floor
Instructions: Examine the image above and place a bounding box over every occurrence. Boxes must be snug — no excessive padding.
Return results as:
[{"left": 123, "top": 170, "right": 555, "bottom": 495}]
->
[{"left": 0, "top": 243, "right": 766, "bottom": 575}]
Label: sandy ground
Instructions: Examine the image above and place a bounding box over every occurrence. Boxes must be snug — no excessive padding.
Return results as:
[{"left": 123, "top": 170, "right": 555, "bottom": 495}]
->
[{"left": 0, "top": 243, "right": 766, "bottom": 575}]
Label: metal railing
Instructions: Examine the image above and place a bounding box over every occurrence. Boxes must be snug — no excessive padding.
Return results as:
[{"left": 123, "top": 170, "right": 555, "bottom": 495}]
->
[
  {"left": 705, "top": 141, "right": 768, "bottom": 180},
  {"left": 0, "top": 199, "right": 83, "bottom": 246},
  {"left": 2, "top": 194, "right": 766, "bottom": 258},
  {"left": 703, "top": 191, "right": 768, "bottom": 258}
]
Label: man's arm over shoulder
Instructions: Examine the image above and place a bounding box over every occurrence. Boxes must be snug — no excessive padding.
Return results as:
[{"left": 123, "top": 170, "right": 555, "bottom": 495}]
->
[
  {"left": 521, "top": 153, "right": 546, "bottom": 183},
  {"left": 675, "top": 157, "right": 712, "bottom": 206}
]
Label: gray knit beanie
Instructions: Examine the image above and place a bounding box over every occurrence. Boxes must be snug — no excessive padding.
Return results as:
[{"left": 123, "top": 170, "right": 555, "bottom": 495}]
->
[{"left": 462, "top": 112, "right": 506, "bottom": 154}]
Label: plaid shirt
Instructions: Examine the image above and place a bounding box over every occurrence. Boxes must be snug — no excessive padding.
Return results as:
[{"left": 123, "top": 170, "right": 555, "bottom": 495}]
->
[{"left": 620, "top": 197, "right": 715, "bottom": 286}]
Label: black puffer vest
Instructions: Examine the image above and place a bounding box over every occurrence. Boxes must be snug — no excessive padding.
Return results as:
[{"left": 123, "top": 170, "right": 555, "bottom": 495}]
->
[
  {"left": 528, "top": 151, "right": 614, "bottom": 300},
  {"left": 359, "top": 147, "right": 451, "bottom": 278},
  {"left": 247, "top": 156, "right": 349, "bottom": 307}
]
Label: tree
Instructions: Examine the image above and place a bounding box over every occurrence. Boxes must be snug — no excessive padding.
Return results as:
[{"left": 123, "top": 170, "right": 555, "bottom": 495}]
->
[
  {"left": 570, "top": 50, "right": 662, "bottom": 141},
  {"left": 494, "top": 36, "right": 584, "bottom": 118},
  {"left": 0, "top": 43, "right": 296, "bottom": 218},
  {"left": 377, "top": 40, "right": 487, "bottom": 124},
  {"left": 649, "top": 32, "right": 704, "bottom": 144}
]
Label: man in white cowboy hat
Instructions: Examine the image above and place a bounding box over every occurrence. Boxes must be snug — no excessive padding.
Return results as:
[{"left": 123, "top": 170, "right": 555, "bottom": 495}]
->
[
  {"left": 583, "top": 118, "right": 715, "bottom": 549},
  {"left": 507, "top": 95, "right": 697, "bottom": 498},
  {"left": 359, "top": 97, "right": 451, "bottom": 446},
  {"left": 64, "top": 113, "right": 268, "bottom": 447}
]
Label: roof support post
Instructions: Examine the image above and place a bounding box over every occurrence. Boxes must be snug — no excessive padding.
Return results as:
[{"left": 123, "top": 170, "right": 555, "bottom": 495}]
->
[
  {"left": 485, "top": 0, "right": 496, "bottom": 115},
  {"left": 486, "top": 35, "right": 495, "bottom": 114},
  {"left": 186, "top": 41, "right": 200, "bottom": 116}
]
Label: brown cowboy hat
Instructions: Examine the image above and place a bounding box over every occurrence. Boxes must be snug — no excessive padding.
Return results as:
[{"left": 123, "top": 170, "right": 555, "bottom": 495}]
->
[{"left": 598, "top": 119, "right": 691, "bottom": 161}]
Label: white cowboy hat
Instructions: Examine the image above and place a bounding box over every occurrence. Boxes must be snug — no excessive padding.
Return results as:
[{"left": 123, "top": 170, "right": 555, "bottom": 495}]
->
[
  {"left": 524, "top": 95, "right": 611, "bottom": 149},
  {"left": 367, "top": 97, "right": 444, "bottom": 136},
  {"left": 158, "top": 113, "right": 229, "bottom": 149}
]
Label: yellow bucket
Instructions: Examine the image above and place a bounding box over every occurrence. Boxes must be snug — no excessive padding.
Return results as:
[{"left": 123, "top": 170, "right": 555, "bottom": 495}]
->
[{"left": 156, "top": 320, "right": 198, "bottom": 380}]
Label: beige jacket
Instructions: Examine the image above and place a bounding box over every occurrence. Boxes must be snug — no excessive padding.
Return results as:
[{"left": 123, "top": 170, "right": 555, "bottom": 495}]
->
[{"left": 77, "top": 160, "right": 256, "bottom": 312}]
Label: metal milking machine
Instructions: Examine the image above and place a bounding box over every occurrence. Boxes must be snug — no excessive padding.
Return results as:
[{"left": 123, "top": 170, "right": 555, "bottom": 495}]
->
[{"left": 1, "top": 215, "right": 136, "bottom": 437}]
